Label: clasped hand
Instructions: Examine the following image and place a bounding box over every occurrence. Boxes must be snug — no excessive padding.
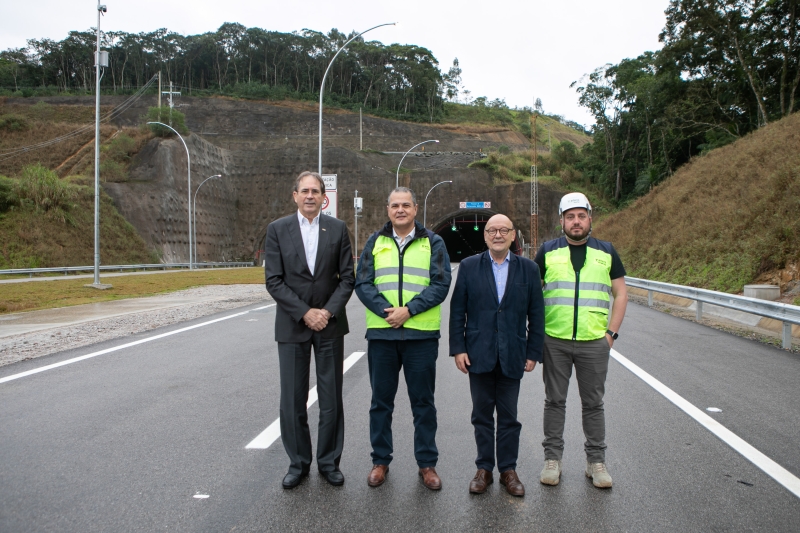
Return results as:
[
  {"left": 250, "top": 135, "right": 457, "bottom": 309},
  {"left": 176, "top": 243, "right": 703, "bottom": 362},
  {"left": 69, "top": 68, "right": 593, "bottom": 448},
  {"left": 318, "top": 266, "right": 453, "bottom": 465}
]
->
[
  {"left": 303, "top": 308, "right": 330, "bottom": 331},
  {"left": 383, "top": 306, "right": 410, "bottom": 328}
]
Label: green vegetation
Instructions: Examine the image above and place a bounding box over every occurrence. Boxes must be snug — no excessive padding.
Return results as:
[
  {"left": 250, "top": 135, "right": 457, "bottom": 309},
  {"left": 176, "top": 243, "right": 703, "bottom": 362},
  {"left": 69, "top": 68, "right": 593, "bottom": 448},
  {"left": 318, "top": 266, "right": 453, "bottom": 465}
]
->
[
  {"left": 1, "top": 26, "right": 445, "bottom": 122},
  {"left": 593, "top": 112, "right": 800, "bottom": 293},
  {"left": 0, "top": 267, "right": 263, "bottom": 314},
  {"left": 146, "top": 107, "right": 188, "bottom": 136},
  {"left": 0, "top": 164, "right": 157, "bottom": 270},
  {"left": 573, "top": 1, "right": 800, "bottom": 205},
  {"left": 0, "top": 114, "right": 28, "bottom": 132}
]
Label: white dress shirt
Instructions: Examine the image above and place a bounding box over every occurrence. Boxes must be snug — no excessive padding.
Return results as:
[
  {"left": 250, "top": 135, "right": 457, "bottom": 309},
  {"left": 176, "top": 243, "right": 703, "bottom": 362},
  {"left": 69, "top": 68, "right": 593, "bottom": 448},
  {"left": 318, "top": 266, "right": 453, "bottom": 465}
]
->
[
  {"left": 297, "top": 210, "right": 320, "bottom": 275},
  {"left": 392, "top": 226, "right": 416, "bottom": 252}
]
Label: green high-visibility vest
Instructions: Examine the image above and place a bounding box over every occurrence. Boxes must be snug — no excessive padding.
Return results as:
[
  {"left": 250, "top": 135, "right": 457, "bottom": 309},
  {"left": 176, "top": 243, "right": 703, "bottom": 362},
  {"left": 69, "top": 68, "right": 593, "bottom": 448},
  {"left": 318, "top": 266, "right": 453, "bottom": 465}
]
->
[
  {"left": 365, "top": 235, "right": 441, "bottom": 330},
  {"left": 543, "top": 243, "right": 612, "bottom": 340}
]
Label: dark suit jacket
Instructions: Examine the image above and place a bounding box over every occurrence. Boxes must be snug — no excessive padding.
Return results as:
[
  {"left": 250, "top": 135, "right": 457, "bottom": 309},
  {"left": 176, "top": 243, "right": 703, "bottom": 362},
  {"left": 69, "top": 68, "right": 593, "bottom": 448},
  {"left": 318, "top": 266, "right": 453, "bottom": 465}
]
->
[
  {"left": 265, "top": 212, "right": 355, "bottom": 343},
  {"left": 449, "top": 250, "right": 545, "bottom": 380}
]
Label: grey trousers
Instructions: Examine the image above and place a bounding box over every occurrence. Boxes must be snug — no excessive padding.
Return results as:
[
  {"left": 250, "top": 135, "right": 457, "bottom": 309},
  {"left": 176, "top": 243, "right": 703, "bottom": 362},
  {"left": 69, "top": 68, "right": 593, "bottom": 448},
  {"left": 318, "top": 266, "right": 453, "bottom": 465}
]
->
[
  {"left": 542, "top": 335, "right": 610, "bottom": 463},
  {"left": 278, "top": 334, "right": 344, "bottom": 475}
]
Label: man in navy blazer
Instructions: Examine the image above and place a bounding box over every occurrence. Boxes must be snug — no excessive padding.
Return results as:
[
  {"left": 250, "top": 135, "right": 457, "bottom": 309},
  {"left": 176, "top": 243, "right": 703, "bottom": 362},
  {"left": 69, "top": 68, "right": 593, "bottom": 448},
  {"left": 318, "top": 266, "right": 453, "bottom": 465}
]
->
[{"left": 449, "top": 214, "right": 545, "bottom": 497}]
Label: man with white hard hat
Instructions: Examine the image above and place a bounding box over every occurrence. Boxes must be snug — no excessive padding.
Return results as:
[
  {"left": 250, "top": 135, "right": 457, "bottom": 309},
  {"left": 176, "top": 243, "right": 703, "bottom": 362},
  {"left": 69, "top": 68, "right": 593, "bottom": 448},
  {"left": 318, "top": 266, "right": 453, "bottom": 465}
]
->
[{"left": 533, "top": 192, "right": 628, "bottom": 488}]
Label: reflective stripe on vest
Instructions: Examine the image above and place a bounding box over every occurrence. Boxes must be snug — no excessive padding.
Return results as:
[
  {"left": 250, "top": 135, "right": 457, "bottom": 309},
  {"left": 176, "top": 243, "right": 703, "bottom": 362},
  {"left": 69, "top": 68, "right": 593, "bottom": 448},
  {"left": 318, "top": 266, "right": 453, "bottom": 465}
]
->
[
  {"left": 365, "top": 235, "right": 441, "bottom": 331},
  {"left": 543, "top": 245, "right": 612, "bottom": 340}
]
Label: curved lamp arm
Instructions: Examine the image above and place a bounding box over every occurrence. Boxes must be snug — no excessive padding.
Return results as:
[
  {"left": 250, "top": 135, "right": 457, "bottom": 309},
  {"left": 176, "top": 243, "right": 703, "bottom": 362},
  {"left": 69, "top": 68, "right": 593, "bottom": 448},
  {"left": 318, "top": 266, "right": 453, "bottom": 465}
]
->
[
  {"left": 396, "top": 139, "right": 439, "bottom": 189},
  {"left": 319, "top": 22, "right": 396, "bottom": 174},
  {"left": 147, "top": 121, "right": 193, "bottom": 268}
]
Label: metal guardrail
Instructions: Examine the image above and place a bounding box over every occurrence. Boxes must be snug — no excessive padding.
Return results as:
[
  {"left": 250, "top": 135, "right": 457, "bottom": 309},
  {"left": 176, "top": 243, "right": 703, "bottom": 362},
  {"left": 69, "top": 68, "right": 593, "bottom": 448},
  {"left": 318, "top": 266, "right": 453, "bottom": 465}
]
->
[
  {"left": 0, "top": 262, "right": 255, "bottom": 277},
  {"left": 626, "top": 277, "right": 800, "bottom": 349}
]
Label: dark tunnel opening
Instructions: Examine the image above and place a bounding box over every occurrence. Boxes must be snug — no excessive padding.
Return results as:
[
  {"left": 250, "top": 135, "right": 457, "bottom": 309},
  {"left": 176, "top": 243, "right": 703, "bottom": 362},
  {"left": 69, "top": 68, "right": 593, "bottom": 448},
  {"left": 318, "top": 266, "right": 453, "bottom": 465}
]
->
[{"left": 431, "top": 213, "right": 520, "bottom": 262}]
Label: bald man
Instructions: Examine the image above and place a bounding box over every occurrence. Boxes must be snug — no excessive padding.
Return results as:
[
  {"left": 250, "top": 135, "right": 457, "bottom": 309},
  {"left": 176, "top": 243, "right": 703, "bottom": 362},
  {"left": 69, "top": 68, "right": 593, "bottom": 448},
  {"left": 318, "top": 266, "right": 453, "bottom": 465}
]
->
[{"left": 449, "top": 214, "right": 545, "bottom": 496}]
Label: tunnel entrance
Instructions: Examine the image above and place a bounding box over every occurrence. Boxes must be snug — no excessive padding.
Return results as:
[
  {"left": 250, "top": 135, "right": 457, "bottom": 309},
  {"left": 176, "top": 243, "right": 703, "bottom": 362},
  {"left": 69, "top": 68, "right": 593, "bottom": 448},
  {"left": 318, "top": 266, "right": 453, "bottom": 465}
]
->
[{"left": 431, "top": 212, "right": 521, "bottom": 262}]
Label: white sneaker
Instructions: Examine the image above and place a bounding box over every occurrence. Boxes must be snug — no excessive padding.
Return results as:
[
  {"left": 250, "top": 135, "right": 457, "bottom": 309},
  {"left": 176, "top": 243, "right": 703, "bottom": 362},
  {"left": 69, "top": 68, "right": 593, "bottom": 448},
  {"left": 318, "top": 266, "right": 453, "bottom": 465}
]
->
[
  {"left": 585, "top": 461, "right": 613, "bottom": 488},
  {"left": 539, "top": 459, "right": 562, "bottom": 486}
]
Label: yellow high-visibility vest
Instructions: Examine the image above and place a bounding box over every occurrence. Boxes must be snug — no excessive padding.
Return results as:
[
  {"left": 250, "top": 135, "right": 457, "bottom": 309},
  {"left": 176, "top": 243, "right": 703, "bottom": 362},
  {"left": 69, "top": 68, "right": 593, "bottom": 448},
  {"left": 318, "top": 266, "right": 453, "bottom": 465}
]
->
[
  {"left": 543, "top": 242, "right": 612, "bottom": 340},
  {"left": 365, "top": 235, "right": 440, "bottom": 331}
]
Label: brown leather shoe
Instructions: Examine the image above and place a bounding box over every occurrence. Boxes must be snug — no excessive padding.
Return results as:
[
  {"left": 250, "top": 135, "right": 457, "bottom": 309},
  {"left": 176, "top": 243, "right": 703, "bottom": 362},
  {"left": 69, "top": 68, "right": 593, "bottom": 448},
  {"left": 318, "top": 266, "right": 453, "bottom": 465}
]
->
[
  {"left": 419, "top": 467, "right": 442, "bottom": 490},
  {"left": 500, "top": 470, "right": 525, "bottom": 497},
  {"left": 367, "top": 464, "right": 389, "bottom": 487},
  {"left": 469, "top": 469, "right": 493, "bottom": 494}
]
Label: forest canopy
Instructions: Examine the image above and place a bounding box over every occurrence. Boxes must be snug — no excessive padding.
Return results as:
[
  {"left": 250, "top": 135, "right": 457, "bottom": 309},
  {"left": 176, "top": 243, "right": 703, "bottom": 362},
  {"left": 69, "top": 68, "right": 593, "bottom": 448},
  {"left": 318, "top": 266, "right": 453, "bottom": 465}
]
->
[{"left": 0, "top": 24, "right": 450, "bottom": 122}]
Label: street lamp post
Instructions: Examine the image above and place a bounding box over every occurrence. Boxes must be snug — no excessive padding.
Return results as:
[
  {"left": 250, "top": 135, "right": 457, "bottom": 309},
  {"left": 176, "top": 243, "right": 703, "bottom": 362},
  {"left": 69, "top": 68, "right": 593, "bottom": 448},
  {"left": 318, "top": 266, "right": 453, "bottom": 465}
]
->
[
  {"left": 90, "top": 1, "right": 108, "bottom": 288},
  {"left": 319, "top": 23, "right": 395, "bottom": 175},
  {"left": 423, "top": 180, "right": 452, "bottom": 228},
  {"left": 147, "top": 121, "right": 192, "bottom": 269},
  {"left": 193, "top": 174, "right": 222, "bottom": 266},
  {"left": 396, "top": 140, "right": 439, "bottom": 189}
]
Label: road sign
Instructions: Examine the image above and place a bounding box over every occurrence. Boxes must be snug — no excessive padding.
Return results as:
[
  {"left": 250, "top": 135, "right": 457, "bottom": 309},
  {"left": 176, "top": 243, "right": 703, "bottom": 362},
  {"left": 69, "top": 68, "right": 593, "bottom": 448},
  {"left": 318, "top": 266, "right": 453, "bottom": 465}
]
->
[
  {"left": 322, "top": 190, "right": 338, "bottom": 218},
  {"left": 459, "top": 201, "right": 491, "bottom": 209},
  {"left": 322, "top": 174, "right": 337, "bottom": 218},
  {"left": 322, "top": 174, "right": 337, "bottom": 191}
]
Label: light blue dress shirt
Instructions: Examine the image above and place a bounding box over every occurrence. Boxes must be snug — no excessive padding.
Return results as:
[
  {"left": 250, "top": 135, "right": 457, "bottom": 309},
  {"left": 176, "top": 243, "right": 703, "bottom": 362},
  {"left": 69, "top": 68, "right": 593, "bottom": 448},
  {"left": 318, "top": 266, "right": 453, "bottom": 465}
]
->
[{"left": 491, "top": 251, "right": 511, "bottom": 303}]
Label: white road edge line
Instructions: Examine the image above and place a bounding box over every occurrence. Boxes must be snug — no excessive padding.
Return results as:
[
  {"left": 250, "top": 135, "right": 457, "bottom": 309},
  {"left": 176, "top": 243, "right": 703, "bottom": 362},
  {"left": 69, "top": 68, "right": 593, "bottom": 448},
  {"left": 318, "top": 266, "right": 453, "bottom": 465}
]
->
[
  {"left": 0, "top": 303, "right": 277, "bottom": 385},
  {"left": 611, "top": 348, "right": 800, "bottom": 499},
  {"left": 245, "top": 350, "right": 366, "bottom": 450}
]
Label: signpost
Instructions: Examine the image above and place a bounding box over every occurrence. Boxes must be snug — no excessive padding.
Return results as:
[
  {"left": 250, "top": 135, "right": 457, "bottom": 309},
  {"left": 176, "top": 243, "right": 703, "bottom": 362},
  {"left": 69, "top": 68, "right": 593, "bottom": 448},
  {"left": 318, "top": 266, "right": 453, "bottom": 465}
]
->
[
  {"left": 459, "top": 201, "right": 491, "bottom": 209},
  {"left": 322, "top": 174, "right": 338, "bottom": 218}
]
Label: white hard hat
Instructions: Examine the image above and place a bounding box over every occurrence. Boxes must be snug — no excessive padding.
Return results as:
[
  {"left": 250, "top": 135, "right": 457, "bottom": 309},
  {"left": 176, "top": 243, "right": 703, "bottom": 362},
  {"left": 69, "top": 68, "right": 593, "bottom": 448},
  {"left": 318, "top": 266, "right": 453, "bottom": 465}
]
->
[{"left": 559, "top": 192, "right": 592, "bottom": 216}]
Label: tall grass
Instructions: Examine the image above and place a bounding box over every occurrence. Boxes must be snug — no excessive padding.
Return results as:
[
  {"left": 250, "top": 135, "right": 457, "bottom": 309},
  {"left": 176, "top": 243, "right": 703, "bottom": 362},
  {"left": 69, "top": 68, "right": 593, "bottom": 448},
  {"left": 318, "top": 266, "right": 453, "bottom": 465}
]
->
[{"left": 16, "top": 163, "right": 75, "bottom": 212}]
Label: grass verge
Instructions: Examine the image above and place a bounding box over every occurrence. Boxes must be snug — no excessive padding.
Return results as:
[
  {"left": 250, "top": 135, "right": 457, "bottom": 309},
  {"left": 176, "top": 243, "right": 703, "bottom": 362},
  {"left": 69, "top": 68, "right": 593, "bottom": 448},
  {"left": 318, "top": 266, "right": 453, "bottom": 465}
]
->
[{"left": 0, "top": 267, "right": 264, "bottom": 314}]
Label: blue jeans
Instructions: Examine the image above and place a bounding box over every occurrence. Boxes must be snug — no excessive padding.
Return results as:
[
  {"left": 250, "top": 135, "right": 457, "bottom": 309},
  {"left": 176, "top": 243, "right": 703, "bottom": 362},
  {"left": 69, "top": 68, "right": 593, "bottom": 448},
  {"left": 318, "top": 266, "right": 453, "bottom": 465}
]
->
[{"left": 367, "top": 338, "right": 439, "bottom": 468}]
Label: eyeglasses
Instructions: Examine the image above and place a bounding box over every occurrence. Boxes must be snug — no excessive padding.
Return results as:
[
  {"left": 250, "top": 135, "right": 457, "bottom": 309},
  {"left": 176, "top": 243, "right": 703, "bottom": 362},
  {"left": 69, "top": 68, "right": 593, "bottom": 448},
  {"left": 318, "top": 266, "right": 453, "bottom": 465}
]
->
[{"left": 484, "top": 228, "right": 512, "bottom": 236}]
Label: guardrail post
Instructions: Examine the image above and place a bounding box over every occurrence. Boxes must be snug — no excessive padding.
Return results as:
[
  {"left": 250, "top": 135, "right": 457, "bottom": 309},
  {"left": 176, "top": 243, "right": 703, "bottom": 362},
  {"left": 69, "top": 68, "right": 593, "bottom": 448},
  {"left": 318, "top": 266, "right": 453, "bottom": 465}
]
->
[
  {"left": 696, "top": 301, "right": 703, "bottom": 321},
  {"left": 647, "top": 290, "right": 653, "bottom": 307},
  {"left": 783, "top": 322, "right": 793, "bottom": 350}
]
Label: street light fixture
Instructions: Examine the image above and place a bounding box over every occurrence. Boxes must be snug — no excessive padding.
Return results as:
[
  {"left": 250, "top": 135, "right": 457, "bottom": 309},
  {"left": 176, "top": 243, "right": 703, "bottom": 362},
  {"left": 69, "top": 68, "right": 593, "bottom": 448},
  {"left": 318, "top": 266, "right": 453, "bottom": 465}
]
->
[
  {"left": 423, "top": 180, "right": 452, "bottom": 228},
  {"left": 318, "top": 22, "right": 395, "bottom": 175},
  {"left": 193, "top": 174, "right": 222, "bottom": 266},
  {"left": 147, "top": 121, "right": 193, "bottom": 269},
  {"left": 396, "top": 139, "right": 439, "bottom": 189}
]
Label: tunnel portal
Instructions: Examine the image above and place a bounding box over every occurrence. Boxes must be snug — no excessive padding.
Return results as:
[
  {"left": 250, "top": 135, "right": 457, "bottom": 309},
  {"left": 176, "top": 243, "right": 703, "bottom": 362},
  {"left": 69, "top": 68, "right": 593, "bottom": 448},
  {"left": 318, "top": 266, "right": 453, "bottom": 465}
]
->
[{"left": 431, "top": 212, "right": 521, "bottom": 262}]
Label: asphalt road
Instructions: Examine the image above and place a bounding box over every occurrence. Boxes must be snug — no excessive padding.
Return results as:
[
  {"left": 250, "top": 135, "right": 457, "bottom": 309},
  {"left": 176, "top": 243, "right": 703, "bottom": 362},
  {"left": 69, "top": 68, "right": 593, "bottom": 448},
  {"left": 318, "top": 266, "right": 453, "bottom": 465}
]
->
[{"left": 1, "top": 271, "right": 799, "bottom": 532}]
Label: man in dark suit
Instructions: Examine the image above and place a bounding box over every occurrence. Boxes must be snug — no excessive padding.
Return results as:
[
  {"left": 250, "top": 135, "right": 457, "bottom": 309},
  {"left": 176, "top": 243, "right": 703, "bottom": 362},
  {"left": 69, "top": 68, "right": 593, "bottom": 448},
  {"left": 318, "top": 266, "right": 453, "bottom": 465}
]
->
[
  {"left": 264, "top": 171, "right": 355, "bottom": 489},
  {"left": 449, "top": 214, "right": 545, "bottom": 497}
]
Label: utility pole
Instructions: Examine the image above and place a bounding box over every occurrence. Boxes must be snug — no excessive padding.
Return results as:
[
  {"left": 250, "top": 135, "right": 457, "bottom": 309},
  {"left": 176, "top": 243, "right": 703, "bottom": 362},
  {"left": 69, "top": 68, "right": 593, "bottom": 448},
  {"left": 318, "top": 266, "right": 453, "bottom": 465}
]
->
[
  {"left": 359, "top": 107, "right": 363, "bottom": 151},
  {"left": 162, "top": 80, "right": 180, "bottom": 127},
  {"left": 88, "top": 1, "right": 111, "bottom": 289}
]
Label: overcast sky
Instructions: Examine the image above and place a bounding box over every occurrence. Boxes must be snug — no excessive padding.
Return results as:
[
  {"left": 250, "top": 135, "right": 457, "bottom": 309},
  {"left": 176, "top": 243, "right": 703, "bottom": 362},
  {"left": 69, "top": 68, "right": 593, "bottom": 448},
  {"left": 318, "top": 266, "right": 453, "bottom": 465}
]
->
[{"left": 0, "top": 0, "right": 670, "bottom": 127}]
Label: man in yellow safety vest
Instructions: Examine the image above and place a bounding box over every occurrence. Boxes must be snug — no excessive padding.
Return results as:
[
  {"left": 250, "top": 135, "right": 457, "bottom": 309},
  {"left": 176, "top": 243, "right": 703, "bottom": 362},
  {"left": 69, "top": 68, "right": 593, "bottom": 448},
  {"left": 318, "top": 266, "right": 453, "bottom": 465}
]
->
[
  {"left": 534, "top": 192, "right": 628, "bottom": 489},
  {"left": 355, "top": 187, "right": 452, "bottom": 491}
]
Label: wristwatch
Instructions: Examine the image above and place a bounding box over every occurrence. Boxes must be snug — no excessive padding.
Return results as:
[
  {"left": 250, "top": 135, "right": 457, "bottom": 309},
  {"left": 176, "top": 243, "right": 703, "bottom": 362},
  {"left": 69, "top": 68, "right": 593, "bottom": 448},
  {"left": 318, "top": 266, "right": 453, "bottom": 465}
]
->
[{"left": 606, "top": 329, "right": 618, "bottom": 340}]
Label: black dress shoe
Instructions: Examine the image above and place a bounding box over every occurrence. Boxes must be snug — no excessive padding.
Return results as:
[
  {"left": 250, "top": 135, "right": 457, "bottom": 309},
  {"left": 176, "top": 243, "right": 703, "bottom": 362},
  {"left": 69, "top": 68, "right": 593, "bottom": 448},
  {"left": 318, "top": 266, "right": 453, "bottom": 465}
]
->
[
  {"left": 319, "top": 469, "right": 345, "bottom": 486},
  {"left": 282, "top": 472, "right": 308, "bottom": 489}
]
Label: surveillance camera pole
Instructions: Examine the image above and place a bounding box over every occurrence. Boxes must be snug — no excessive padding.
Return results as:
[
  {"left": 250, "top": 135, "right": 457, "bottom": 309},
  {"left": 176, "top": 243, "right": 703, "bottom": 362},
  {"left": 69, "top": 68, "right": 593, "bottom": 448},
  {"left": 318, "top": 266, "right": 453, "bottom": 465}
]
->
[{"left": 89, "top": 1, "right": 109, "bottom": 288}]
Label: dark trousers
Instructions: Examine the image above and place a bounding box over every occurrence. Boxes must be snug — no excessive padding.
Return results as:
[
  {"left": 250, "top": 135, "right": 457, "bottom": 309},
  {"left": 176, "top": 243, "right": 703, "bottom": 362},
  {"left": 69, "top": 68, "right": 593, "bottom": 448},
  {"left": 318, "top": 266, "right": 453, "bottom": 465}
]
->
[
  {"left": 367, "top": 338, "right": 439, "bottom": 468},
  {"left": 278, "top": 334, "right": 344, "bottom": 475},
  {"left": 542, "top": 335, "right": 610, "bottom": 463},
  {"left": 469, "top": 363, "right": 522, "bottom": 473}
]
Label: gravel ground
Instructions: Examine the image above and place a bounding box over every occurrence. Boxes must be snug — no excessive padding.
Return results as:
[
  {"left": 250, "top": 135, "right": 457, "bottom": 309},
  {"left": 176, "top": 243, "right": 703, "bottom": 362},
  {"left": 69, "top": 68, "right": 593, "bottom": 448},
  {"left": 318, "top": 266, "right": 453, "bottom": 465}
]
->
[{"left": 0, "top": 285, "right": 271, "bottom": 368}]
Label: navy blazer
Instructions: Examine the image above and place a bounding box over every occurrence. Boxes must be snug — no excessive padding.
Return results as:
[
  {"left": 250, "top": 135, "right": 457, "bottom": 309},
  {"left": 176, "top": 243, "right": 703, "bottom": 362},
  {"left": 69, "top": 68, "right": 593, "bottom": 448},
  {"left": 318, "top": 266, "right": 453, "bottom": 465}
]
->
[{"left": 449, "top": 250, "right": 545, "bottom": 379}]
